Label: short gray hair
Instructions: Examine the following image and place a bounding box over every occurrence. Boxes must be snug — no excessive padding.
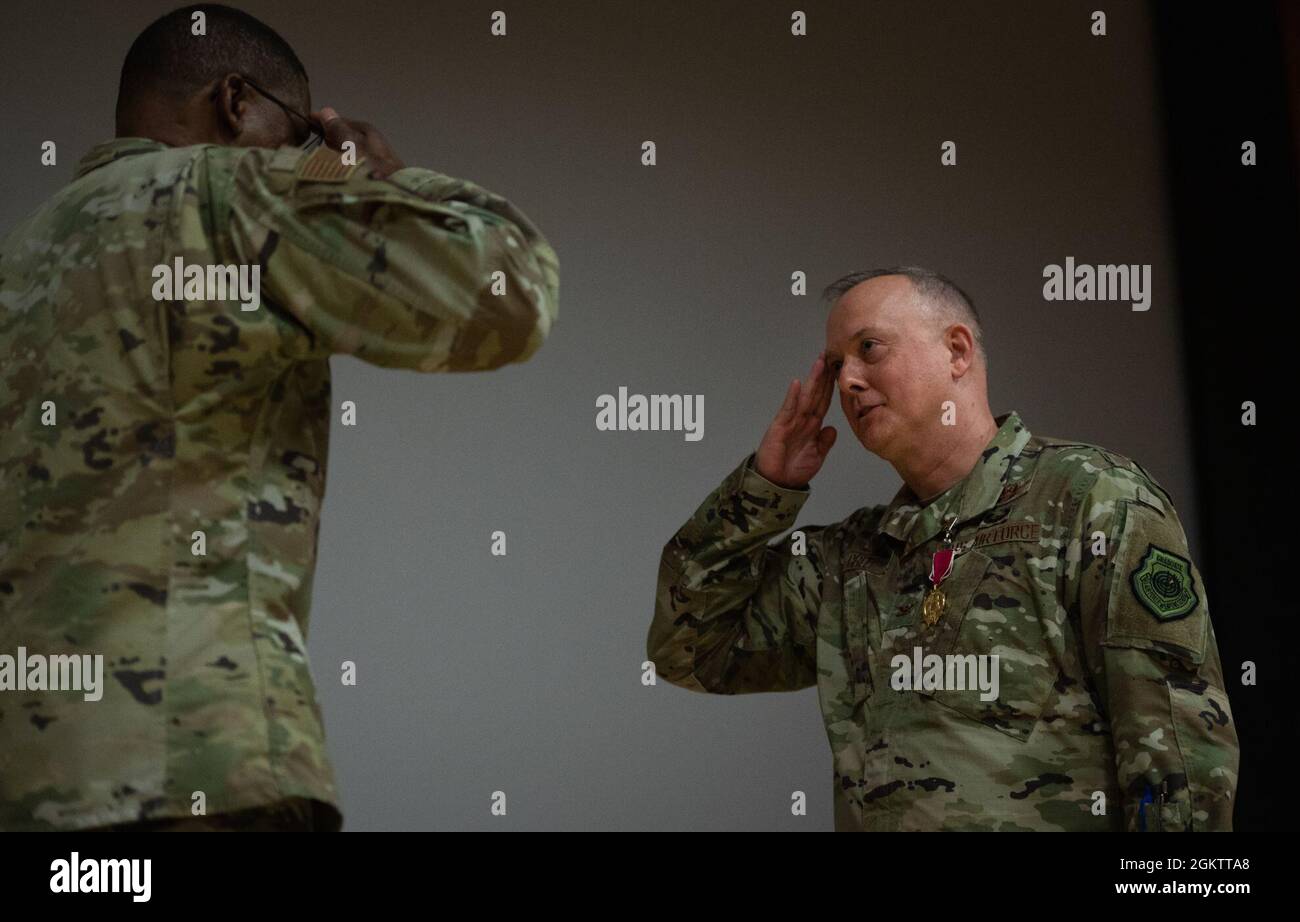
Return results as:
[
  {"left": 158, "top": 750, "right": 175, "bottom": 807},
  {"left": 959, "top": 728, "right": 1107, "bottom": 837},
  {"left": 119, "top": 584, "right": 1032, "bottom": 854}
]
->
[{"left": 821, "top": 266, "right": 985, "bottom": 358}]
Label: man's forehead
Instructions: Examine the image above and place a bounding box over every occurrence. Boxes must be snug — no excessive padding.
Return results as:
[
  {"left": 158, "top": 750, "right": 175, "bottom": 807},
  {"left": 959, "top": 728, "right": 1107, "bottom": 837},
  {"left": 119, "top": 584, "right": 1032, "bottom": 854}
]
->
[{"left": 824, "top": 275, "right": 915, "bottom": 345}]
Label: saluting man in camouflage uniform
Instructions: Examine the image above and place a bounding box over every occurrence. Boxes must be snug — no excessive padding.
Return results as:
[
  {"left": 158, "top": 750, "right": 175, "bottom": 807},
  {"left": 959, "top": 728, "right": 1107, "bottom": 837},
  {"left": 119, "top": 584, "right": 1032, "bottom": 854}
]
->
[
  {"left": 649, "top": 267, "right": 1237, "bottom": 831},
  {"left": 0, "top": 5, "right": 559, "bottom": 830}
]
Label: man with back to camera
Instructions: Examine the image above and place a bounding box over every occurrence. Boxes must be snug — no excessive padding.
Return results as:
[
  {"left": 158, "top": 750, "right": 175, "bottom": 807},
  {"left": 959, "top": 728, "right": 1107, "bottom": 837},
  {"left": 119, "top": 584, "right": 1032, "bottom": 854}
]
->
[
  {"left": 0, "top": 4, "right": 559, "bottom": 830},
  {"left": 648, "top": 267, "right": 1238, "bottom": 831}
]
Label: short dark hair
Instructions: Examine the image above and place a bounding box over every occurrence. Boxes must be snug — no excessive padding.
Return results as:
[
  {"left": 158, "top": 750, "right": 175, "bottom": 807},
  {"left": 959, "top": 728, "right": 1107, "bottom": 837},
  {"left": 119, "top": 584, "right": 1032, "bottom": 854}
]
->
[
  {"left": 116, "top": 4, "right": 308, "bottom": 124},
  {"left": 821, "top": 266, "right": 985, "bottom": 357}
]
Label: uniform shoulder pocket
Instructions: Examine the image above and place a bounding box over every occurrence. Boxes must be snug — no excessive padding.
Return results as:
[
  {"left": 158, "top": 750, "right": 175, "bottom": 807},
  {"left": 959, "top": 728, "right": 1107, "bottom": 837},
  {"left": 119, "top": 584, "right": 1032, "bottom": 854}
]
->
[{"left": 1104, "top": 498, "right": 1207, "bottom": 666}]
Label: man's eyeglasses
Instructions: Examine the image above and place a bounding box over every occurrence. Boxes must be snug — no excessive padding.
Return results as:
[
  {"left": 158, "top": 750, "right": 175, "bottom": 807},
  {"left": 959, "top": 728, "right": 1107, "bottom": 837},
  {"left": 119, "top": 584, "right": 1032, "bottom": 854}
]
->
[{"left": 238, "top": 75, "right": 324, "bottom": 151}]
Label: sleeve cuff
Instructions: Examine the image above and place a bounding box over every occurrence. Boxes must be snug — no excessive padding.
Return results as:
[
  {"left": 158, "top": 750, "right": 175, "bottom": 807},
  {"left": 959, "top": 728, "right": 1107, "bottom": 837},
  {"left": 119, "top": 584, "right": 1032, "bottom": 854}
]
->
[
  {"left": 739, "top": 452, "right": 810, "bottom": 495},
  {"left": 718, "top": 453, "right": 811, "bottom": 531}
]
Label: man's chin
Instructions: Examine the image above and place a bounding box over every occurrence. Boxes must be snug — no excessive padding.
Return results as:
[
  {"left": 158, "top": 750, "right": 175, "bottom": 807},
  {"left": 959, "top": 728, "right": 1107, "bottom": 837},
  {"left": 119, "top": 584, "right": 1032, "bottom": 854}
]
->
[{"left": 854, "top": 421, "right": 891, "bottom": 458}]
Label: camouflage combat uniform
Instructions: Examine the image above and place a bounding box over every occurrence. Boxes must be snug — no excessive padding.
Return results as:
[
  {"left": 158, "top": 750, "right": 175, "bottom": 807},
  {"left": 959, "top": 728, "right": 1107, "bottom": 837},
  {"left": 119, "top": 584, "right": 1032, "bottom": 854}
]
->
[
  {"left": 0, "top": 138, "right": 559, "bottom": 830},
  {"left": 649, "top": 412, "right": 1239, "bottom": 831},
  {"left": 91, "top": 795, "right": 323, "bottom": 832}
]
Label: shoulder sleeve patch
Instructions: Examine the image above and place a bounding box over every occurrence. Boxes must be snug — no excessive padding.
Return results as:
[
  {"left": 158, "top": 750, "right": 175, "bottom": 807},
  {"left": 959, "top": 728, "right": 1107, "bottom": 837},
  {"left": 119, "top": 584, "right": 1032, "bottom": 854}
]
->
[
  {"left": 1105, "top": 498, "right": 1207, "bottom": 664},
  {"left": 295, "top": 146, "right": 363, "bottom": 183},
  {"left": 1130, "top": 544, "right": 1198, "bottom": 621}
]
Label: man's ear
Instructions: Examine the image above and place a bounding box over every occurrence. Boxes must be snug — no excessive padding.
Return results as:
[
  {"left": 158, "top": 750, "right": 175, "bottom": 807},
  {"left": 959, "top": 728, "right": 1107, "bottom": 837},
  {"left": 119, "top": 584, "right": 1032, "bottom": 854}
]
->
[
  {"left": 211, "top": 73, "right": 249, "bottom": 140},
  {"left": 947, "top": 323, "right": 977, "bottom": 378}
]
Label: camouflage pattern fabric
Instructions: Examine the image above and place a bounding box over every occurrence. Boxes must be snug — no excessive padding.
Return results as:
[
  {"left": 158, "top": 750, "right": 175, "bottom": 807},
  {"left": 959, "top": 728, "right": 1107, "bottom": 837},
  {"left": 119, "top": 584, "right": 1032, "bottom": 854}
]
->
[
  {"left": 649, "top": 411, "right": 1239, "bottom": 831},
  {"left": 0, "top": 138, "right": 559, "bottom": 830},
  {"left": 92, "top": 795, "right": 323, "bottom": 832}
]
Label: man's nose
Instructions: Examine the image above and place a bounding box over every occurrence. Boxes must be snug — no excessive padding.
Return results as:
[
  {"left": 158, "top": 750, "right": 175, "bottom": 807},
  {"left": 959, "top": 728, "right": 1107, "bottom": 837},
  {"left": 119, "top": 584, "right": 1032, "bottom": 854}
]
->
[{"left": 838, "top": 363, "right": 867, "bottom": 393}]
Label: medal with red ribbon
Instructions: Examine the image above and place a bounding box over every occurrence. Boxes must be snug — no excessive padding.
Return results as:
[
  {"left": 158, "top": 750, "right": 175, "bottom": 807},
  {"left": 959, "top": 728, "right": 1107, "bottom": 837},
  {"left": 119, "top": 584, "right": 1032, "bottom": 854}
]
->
[{"left": 922, "top": 515, "right": 959, "bottom": 626}]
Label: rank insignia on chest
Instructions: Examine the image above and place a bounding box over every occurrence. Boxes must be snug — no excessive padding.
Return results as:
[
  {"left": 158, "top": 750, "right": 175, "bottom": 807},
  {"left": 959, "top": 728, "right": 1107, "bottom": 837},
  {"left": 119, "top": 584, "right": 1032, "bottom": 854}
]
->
[
  {"left": 997, "top": 480, "right": 1029, "bottom": 506},
  {"left": 843, "top": 552, "right": 870, "bottom": 570}
]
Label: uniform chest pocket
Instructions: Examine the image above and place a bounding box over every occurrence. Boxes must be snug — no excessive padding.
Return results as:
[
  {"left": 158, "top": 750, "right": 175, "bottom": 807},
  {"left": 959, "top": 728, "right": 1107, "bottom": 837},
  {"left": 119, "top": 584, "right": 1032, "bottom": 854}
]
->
[
  {"left": 842, "top": 561, "right": 890, "bottom": 706},
  {"left": 921, "top": 549, "right": 1053, "bottom": 742}
]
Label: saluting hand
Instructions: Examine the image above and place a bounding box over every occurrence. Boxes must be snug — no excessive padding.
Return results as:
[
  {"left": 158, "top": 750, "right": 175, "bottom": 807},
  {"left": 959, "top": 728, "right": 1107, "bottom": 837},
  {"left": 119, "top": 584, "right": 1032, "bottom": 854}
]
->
[
  {"left": 311, "top": 107, "right": 406, "bottom": 180},
  {"left": 754, "top": 353, "right": 838, "bottom": 489}
]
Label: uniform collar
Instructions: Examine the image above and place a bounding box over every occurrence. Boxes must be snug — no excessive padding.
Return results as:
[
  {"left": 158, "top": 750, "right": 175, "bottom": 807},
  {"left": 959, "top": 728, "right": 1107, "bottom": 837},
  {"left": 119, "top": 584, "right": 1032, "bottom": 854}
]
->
[
  {"left": 74, "top": 137, "right": 169, "bottom": 180},
  {"left": 877, "top": 411, "right": 1032, "bottom": 552}
]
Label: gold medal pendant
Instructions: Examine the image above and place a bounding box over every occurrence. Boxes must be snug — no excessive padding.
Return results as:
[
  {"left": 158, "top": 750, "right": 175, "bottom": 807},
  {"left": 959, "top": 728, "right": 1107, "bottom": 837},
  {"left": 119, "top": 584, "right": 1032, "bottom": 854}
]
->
[
  {"left": 922, "top": 586, "right": 946, "bottom": 626},
  {"left": 923, "top": 506, "right": 964, "bottom": 628}
]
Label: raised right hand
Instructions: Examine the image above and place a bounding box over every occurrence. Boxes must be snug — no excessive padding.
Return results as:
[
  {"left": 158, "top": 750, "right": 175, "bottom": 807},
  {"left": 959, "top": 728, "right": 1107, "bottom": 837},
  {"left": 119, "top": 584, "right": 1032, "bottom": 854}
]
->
[
  {"left": 311, "top": 106, "right": 406, "bottom": 180},
  {"left": 754, "top": 353, "right": 838, "bottom": 489}
]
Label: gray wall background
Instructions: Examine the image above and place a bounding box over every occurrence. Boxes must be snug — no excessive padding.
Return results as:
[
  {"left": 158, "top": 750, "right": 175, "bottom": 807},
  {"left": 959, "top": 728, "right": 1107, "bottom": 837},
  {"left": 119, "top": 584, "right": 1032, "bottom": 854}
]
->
[{"left": 0, "top": 0, "right": 1195, "bottom": 830}]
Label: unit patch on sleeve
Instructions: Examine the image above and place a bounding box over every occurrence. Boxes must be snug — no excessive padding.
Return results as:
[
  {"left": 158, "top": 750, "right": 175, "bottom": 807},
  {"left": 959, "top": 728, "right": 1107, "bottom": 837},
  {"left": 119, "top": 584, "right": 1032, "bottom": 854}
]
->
[{"left": 1129, "top": 544, "right": 1198, "bottom": 622}]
